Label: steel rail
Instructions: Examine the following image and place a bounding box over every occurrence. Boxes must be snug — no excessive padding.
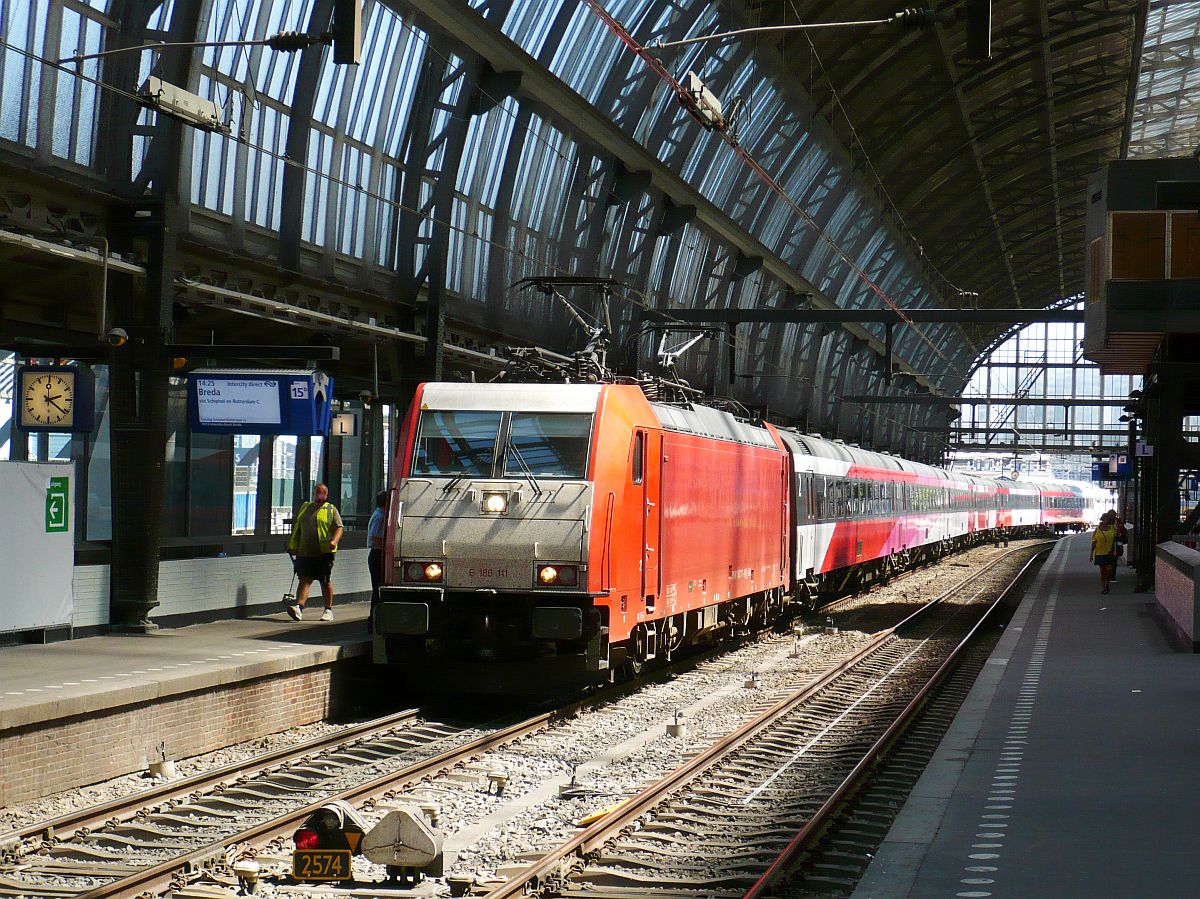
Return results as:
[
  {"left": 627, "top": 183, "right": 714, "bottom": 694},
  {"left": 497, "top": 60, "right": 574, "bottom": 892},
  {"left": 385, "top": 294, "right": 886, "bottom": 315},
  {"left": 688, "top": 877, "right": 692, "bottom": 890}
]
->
[
  {"left": 7, "top": 602, "right": 839, "bottom": 895},
  {"left": 812, "top": 537, "right": 1054, "bottom": 616},
  {"left": 7, "top": 708, "right": 421, "bottom": 849},
  {"left": 73, "top": 708, "right": 571, "bottom": 899},
  {"left": 482, "top": 543, "right": 1049, "bottom": 898},
  {"left": 742, "top": 545, "right": 1050, "bottom": 897}
]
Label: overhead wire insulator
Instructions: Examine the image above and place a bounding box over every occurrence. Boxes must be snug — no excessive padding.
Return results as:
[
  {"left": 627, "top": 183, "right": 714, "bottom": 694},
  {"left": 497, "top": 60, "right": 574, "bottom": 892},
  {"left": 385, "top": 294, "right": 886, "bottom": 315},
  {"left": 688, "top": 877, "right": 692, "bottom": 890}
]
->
[
  {"left": 265, "top": 31, "right": 327, "bottom": 52},
  {"left": 892, "top": 7, "right": 935, "bottom": 27}
]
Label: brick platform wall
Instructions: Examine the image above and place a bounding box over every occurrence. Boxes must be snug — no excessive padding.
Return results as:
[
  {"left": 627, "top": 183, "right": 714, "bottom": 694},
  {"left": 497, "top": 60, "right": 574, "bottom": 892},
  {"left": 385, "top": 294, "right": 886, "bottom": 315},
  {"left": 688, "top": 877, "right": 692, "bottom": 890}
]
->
[
  {"left": 0, "top": 662, "right": 353, "bottom": 807},
  {"left": 1155, "top": 541, "right": 1200, "bottom": 651}
]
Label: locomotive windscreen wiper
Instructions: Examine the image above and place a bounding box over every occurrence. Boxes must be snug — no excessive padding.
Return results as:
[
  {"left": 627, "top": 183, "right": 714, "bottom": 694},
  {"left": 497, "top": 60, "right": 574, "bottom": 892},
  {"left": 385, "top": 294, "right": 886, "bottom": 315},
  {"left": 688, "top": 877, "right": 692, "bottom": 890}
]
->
[
  {"left": 441, "top": 472, "right": 469, "bottom": 494},
  {"left": 505, "top": 438, "right": 543, "bottom": 496}
]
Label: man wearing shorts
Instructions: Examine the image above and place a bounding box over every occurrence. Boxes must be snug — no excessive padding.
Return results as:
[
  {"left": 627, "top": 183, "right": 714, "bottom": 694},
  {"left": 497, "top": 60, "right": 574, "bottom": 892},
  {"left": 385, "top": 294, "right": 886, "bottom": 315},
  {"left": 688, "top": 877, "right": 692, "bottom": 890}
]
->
[{"left": 286, "top": 483, "right": 343, "bottom": 621}]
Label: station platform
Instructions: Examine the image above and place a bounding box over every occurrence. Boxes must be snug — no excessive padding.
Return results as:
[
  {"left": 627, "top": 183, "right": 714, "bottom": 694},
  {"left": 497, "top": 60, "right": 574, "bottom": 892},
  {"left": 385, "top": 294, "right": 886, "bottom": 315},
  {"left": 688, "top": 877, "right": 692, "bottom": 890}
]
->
[
  {"left": 0, "top": 600, "right": 372, "bottom": 807},
  {"left": 855, "top": 533, "right": 1200, "bottom": 898}
]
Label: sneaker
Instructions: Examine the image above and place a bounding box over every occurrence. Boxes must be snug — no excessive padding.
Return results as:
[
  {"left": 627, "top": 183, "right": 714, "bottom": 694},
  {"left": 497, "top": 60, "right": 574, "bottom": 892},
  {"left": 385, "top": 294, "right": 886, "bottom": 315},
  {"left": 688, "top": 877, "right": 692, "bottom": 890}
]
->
[
  {"left": 286, "top": 604, "right": 302, "bottom": 621},
  {"left": 321, "top": 609, "right": 334, "bottom": 622}
]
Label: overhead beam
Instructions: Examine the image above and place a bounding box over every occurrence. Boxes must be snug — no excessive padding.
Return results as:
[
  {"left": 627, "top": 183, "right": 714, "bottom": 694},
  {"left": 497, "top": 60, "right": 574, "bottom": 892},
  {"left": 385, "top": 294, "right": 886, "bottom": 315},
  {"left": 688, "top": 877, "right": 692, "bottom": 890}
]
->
[
  {"left": 641, "top": 308, "right": 1084, "bottom": 325},
  {"left": 948, "top": 443, "right": 1130, "bottom": 456},
  {"left": 919, "top": 426, "right": 1140, "bottom": 435},
  {"left": 842, "top": 395, "right": 1128, "bottom": 406}
]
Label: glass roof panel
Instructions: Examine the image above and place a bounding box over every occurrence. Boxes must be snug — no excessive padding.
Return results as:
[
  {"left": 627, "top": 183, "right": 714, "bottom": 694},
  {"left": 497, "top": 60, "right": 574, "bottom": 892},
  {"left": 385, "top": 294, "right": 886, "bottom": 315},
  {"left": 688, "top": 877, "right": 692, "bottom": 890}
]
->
[{"left": 1128, "top": 1, "right": 1200, "bottom": 158}]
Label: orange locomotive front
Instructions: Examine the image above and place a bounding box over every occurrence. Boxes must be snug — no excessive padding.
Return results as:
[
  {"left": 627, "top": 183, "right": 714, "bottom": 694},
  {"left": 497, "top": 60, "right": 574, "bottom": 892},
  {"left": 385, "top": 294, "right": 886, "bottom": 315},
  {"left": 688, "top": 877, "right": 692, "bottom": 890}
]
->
[{"left": 374, "top": 381, "right": 791, "bottom": 689}]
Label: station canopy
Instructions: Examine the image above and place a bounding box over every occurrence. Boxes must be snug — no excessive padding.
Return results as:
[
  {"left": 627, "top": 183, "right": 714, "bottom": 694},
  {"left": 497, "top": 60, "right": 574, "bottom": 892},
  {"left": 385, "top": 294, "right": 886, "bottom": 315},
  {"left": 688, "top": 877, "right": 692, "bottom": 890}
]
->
[{"left": 0, "top": 0, "right": 1173, "bottom": 461}]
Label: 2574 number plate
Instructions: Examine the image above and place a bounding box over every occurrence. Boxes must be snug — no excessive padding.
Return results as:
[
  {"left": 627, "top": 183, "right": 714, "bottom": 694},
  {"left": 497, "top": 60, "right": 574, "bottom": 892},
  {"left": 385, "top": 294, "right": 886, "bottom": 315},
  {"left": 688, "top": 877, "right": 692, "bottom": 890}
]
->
[{"left": 292, "top": 848, "right": 352, "bottom": 882}]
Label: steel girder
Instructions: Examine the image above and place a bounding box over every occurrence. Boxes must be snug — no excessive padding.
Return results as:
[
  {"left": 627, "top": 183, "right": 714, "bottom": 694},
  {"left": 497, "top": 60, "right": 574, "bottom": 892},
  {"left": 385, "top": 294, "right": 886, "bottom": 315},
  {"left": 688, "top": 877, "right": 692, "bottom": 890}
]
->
[
  {"left": 383, "top": 0, "right": 970, "bottom": 410},
  {"left": 738, "top": 0, "right": 1142, "bottom": 351}
]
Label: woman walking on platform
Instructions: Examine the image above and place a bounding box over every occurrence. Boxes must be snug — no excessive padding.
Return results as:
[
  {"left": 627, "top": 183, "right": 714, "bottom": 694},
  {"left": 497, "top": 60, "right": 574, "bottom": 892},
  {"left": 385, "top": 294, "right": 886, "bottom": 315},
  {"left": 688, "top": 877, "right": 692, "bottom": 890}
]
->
[{"left": 1091, "top": 511, "right": 1118, "bottom": 594}]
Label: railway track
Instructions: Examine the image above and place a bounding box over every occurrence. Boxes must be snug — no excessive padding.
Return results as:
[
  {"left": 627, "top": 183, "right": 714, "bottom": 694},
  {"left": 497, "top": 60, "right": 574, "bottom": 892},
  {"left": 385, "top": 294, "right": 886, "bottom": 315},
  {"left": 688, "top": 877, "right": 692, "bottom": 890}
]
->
[
  {"left": 0, "top": 647, "right": 735, "bottom": 899},
  {"left": 481, "top": 544, "right": 1047, "bottom": 899},
  {"left": 0, "top": 710, "right": 528, "bottom": 899},
  {"left": 743, "top": 548, "right": 1047, "bottom": 898},
  {"left": 3, "top": 708, "right": 422, "bottom": 852}
]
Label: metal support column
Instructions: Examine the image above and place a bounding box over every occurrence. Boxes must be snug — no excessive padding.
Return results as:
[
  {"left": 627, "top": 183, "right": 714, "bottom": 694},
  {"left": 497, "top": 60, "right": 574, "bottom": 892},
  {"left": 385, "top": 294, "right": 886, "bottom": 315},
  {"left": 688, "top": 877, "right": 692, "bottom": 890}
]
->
[
  {"left": 107, "top": 201, "right": 175, "bottom": 630},
  {"left": 255, "top": 436, "right": 274, "bottom": 536}
]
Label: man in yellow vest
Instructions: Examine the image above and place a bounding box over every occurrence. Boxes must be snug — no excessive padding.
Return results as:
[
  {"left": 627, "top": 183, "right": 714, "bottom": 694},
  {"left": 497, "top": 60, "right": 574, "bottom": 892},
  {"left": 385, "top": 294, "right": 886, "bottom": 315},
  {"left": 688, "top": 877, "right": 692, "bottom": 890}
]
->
[{"left": 286, "top": 483, "right": 344, "bottom": 621}]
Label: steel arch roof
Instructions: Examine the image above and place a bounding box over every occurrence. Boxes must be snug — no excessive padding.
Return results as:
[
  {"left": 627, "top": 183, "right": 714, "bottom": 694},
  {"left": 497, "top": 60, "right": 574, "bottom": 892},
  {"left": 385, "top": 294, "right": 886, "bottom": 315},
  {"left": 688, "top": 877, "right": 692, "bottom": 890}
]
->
[{"left": 739, "top": 0, "right": 1144, "bottom": 351}]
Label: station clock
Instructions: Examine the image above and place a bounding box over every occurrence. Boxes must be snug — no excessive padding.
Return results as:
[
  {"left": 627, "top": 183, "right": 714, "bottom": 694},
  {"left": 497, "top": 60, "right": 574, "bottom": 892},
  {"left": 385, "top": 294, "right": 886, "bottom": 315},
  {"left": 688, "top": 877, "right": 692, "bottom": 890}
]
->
[{"left": 18, "top": 365, "right": 96, "bottom": 433}]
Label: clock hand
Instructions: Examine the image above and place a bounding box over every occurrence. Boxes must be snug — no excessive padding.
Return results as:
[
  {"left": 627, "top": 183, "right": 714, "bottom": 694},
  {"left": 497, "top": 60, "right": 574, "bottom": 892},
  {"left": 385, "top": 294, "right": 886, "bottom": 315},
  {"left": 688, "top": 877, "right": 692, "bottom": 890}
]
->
[{"left": 47, "top": 398, "right": 66, "bottom": 414}]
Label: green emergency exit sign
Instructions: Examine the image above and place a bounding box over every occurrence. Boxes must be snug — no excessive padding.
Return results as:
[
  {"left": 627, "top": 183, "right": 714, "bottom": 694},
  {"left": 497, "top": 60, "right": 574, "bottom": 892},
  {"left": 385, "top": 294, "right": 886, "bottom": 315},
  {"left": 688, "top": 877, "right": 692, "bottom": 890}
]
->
[{"left": 46, "top": 477, "right": 69, "bottom": 532}]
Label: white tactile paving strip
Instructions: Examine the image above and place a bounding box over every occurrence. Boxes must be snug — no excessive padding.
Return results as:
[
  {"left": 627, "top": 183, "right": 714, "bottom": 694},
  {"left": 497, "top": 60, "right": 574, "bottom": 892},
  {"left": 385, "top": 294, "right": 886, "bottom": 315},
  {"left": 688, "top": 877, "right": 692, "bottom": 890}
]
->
[
  {"left": 850, "top": 537, "right": 1073, "bottom": 899},
  {"left": 954, "top": 551, "right": 1063, "bottom": 898}
]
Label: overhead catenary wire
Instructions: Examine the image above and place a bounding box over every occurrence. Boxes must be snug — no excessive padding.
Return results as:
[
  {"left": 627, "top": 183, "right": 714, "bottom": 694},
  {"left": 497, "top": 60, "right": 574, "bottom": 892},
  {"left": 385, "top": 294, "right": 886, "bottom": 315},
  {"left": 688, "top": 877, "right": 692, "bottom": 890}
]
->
[
  {"left": 397, "top": 12, "right": 959, "bottom": 386},
  {"left": 782, "top": 0, "right": 976, "bottom": 306},
  {"left": 578, "top": 1, "right": 963, "bottom": 380}
]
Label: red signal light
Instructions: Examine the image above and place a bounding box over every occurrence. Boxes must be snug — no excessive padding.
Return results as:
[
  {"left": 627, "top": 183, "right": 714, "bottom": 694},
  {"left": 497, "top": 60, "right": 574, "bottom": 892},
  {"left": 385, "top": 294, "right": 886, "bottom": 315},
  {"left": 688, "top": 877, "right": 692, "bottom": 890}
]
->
[
  {"left": 293, "top": 828, "right": 321, "bottom": 850},
  {"left": 403, "top": 560, "right": 444, "bottom": 583}
]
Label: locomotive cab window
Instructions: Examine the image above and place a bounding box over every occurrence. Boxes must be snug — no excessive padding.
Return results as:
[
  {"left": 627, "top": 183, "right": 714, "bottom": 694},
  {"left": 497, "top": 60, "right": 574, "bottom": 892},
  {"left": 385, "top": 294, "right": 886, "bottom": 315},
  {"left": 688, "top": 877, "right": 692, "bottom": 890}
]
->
[
  {"left": 412, "top": 410, "right": 502, "bottom": 476},
  {"left": 504, "top": 413, "right": 592, "bottom": 479}
]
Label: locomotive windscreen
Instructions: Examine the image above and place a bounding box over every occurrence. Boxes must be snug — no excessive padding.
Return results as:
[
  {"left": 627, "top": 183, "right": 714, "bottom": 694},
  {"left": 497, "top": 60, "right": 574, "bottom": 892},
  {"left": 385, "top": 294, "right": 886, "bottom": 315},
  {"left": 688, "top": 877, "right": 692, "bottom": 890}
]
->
[
  {"left": 504, "top": 413, "right": 591, "bottom": 478},
  {"left": 411, "top": 410, "right": 592, "bottom": 479},
  {"left": 412, "top": 410, "right": 501, "bottom": 476}
]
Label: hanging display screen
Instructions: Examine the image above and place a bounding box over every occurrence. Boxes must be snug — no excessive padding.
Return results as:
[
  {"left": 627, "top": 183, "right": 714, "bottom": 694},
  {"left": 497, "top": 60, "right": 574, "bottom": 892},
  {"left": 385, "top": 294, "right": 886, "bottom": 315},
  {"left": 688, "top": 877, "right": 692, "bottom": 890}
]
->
[{"left": 193, "top": 376, "right": 283, "bottom": 426}]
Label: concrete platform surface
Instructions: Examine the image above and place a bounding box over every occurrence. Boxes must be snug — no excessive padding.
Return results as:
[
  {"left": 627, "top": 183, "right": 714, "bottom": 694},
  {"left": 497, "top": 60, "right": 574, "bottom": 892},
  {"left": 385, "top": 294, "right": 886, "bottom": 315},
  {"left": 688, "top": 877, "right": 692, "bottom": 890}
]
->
[
  {"left": 0, "top": 601, "right": 371, "bottom": 729},
  {"left": 854, "top": 533, "right": 1200, "bottom": 899}
]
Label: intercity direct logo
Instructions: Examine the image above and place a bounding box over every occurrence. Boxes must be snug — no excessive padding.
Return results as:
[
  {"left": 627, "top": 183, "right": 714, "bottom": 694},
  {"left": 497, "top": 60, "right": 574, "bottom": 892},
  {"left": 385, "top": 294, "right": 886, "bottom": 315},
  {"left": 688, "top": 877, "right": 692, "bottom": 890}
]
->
[{"left": 46, "top": 476, "right": 69, "bottom": 533}]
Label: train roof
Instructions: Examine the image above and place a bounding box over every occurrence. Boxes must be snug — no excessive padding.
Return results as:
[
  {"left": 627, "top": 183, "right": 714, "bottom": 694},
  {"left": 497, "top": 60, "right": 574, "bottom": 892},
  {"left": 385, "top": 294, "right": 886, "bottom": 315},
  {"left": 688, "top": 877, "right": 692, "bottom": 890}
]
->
[
  {"left": 649, "top": 401, "right": 778, "bottom": 449},
  {"left": 418, "top": 382, "right": 604, "bottom": 412},
  {"left": 777, "top": 429, "right": 955, "bottom": 481}
]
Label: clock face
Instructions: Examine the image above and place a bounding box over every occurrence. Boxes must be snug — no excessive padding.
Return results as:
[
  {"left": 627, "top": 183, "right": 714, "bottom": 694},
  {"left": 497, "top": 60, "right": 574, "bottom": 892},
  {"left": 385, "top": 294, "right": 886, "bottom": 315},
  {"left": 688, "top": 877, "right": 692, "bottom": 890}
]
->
[{"left": 22, "top": 372, "right": 75, "bottom": 428}]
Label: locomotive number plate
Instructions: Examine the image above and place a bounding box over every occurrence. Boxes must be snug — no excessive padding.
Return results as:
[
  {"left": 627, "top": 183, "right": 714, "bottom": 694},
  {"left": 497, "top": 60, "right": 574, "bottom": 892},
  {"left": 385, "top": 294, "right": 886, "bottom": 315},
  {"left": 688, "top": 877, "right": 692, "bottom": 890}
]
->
[
  {"left": 292, "top": 849, "right": 352, "bottom": 882},
  {"left": 456, "top": 558, "right": 525, "bottom": 588}
]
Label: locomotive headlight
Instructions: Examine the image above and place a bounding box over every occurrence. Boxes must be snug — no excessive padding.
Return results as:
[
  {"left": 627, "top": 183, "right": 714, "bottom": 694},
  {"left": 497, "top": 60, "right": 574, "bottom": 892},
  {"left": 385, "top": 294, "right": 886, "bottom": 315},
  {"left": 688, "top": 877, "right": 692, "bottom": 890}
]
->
[
  {"left": 423, "top": 563, "right": 443, "bottom": 582},
  {"left": 536, "top": 564, "right": 578, "bottom": 587},
  {"left": 482, "top": 492, "right": 508, "bottom": 514}
]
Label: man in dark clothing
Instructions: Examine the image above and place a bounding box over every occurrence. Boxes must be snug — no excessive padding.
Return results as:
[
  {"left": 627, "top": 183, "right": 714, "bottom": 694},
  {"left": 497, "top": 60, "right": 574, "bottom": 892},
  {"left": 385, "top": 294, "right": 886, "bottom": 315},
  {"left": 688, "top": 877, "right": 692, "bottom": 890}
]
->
[{"left": 367, "top": 490, "right": 388, "bottom": 632}]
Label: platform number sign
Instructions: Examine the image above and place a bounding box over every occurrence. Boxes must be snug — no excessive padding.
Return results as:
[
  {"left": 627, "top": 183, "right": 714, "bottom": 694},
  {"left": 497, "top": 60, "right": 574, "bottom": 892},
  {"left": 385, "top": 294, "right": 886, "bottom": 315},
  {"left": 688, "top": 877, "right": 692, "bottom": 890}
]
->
[{"left": 45, "top": 477, "right": 69, "bottom": 533}]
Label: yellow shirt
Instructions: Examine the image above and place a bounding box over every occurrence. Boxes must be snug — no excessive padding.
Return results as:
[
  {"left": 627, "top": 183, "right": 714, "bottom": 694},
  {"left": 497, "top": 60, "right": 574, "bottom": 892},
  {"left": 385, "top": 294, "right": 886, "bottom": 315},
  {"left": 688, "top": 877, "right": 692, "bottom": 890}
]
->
[
  {"left": 1091, "top": 526, "right": 1116, "bottom": 557},
  {"left": 289, "top": 501, "right": 343, "bottom": 555}
]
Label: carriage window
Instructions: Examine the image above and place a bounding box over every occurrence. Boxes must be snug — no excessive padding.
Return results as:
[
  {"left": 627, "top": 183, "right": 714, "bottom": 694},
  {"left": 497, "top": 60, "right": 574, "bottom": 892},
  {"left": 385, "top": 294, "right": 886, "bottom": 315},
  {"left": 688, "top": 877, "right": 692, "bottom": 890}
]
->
[
  {"left": 505, "top": 413, "right": 592, "bottom": 479},
  {"left": 632, "top": 431, "right": 645, "bottom": 484},
  {"left": 411, "top": 411, "right": 501, "bottom": 476}
]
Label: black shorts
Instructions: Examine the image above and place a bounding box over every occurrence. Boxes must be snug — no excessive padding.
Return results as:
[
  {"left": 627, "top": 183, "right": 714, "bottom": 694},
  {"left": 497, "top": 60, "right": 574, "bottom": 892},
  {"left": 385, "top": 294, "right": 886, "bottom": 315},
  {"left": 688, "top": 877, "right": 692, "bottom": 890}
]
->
[
  {"left": 295, "top": 554, "right": 336, "bottom": 584},
  {"left": 1093, "top": 554, "right": 1116, "bottom": 566}
]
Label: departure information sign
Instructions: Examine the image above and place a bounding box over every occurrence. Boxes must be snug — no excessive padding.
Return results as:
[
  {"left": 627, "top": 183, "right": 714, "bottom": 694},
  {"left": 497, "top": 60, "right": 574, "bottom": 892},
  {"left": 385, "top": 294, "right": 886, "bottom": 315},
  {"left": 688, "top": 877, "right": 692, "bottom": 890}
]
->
[
  {"left": 188, "top": 369, "right": 334, "bottom": 436},
  {"left": 1091, "top": 453, "right": 1132, "bottom": 482},
  {"left": 194, "top": 376, "right": 282, "bottom": 427}
]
